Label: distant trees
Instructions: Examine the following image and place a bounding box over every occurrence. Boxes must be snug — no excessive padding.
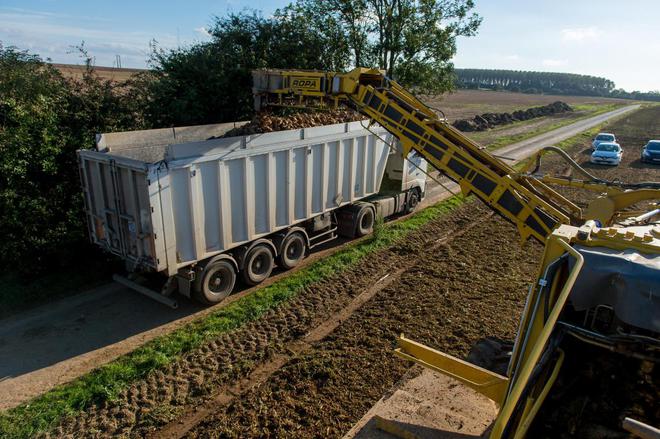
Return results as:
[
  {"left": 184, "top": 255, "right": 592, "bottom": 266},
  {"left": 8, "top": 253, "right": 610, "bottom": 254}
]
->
[
  {"left": 610, "top": 88, "right": 660, "bottom": 102},
  {"left": 454, "top": 69, "right": 616, "bottom": 96},
  {"left": 453, "top": 69, "right": 660, "bottom": 102}
]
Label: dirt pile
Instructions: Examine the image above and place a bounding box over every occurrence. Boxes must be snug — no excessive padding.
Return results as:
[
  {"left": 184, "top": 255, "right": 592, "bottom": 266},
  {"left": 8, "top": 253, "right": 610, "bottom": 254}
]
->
[
  {"left": 453, "top": 101, "right": 573, "bottom": 132},
  {"left": 221, "top": 109, "right": 364, "bottom": 137}
]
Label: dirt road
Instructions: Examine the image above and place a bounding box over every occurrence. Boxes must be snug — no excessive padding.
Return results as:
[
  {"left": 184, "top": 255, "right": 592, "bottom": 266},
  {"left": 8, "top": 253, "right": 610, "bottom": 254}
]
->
[{"left": 0, "top": 104, "right": 640, "bottom": 412}]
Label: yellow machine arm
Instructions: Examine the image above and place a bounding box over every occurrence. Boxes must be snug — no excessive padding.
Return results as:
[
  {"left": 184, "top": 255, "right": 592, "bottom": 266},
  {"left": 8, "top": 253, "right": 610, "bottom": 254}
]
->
[{"left": 253, "top": 68, "right": 580, "bottom": 243}]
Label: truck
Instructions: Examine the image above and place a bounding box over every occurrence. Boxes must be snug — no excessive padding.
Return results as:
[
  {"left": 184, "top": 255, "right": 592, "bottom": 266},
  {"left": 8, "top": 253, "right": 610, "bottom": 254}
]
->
[{"left": 78, "top": 120, "right": 427, "bottom": 306}]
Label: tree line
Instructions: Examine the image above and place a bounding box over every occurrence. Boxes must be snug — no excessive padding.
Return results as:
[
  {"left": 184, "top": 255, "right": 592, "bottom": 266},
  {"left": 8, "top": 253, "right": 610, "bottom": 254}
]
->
[{"left": 455, "top": 68, "right": 660, "bottom": 101}]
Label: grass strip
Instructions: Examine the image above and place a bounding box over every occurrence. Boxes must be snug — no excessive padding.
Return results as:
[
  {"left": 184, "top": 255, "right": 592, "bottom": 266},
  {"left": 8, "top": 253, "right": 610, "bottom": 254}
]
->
[{"left": 0, "top": 196, "right": 464, "bottom": 439}]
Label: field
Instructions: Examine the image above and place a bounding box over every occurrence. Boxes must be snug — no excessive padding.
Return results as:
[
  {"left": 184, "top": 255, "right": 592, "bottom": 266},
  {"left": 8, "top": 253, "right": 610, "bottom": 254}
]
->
[
  {"left": 3, "top": 105, "right": 654, "bottom": 438},
  {"left": 52, "top": 63, "right": 143, "bottom": 82},
  {"left": 428, "top": 88, "right": 630, "bottom": 121}
]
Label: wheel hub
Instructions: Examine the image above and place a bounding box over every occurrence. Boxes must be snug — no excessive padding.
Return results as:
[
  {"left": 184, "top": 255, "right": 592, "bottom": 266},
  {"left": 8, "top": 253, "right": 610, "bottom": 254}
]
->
[{"left": 209, "top": 272, "right": 225, "bottom": 292}]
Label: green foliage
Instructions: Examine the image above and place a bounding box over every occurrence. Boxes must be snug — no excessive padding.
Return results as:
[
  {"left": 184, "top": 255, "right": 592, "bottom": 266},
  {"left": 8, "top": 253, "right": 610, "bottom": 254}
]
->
[
  {"left": 0, "top": 45, "right": 144, "bottom": 274},
  {"left": 0, "top": 196, "right": 464, "bottom": 439},
  {"left": 295, "top": 0, "right": 481, "bottom": 93},
  {"left": 136, "top": 9, "right": 351, "bottom": 126}
]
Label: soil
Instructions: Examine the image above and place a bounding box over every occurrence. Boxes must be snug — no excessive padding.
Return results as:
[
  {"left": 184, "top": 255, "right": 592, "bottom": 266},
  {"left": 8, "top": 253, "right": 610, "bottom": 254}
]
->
[
  {"left": 40, "top": 106, "right": 658, "bottom": 438},
  {"left": 425, "top": 89, "right": 628, "bottom": 121},
  {"left": 44, "top": 201, "right": 512, "bottom": 438},
  {"left": 184, "top": 210, "right": 542, "bottom": 439}
]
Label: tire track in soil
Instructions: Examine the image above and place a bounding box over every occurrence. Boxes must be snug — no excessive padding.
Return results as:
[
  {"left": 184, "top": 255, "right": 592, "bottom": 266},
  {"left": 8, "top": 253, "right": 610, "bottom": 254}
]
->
[
  {"left": 42, "top": 201, "right": 487, "bottom": 439},
  {"left": 185, "top": 213, "right": 544, "bottom": 439},
  {"left": 153, "top": 213, "right": 494, "bottom": 439}
]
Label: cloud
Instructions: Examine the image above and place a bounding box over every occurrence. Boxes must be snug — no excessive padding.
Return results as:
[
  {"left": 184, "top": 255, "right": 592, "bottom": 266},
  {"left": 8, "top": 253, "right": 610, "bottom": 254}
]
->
[
  {"left": 561, "top": 26, "right": 601, "bottom": 42},
  {"left": 542, "top": 59, "right": 568, "bottom": 68},
  {"left": 194, "top": 26, "right": 211, "bottom": 37},
  {"left": 0, "top": 7, "right": 178, "bottom": 67}
]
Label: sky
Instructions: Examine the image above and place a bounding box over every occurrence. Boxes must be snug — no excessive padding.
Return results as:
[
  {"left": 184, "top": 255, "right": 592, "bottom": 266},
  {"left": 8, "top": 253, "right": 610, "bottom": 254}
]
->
[{"left": 1, "top": 0, "right": 659, "bottom": 92}]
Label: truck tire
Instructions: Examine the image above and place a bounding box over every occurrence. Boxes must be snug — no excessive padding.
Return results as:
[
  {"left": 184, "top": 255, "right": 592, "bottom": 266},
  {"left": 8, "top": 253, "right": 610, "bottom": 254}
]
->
[
  {"left": 242, "top": 244, "right": 274, "bottom": 285},
  {"left": 278, "top": 232, "right": 306, "bottom": 270},
  {"left": 195, "top": 259, "right": 237, "bottom": 305},
  {"left": 356, "top": 205, "right": 375, "bottom": 237},
  {"left": 406, "top": 189, "right": 420, "bottom": 213}
]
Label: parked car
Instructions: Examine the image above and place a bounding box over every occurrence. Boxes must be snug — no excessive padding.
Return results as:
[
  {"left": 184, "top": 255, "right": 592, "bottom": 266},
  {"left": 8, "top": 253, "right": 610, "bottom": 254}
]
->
[
  {"left": 592, "top": 133, "right": 617, "bottom": 150},
  {"left": 641, "top": 140, "right": 660, "bottom": 164},
  {"left": 590, "top": 142, "right": 623, "bottom": 166}
]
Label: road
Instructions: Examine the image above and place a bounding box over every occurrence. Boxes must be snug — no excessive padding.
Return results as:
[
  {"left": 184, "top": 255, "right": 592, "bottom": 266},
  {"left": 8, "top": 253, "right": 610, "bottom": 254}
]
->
[
  {"left": 0, "top": 104, "right": 639, "bottom": 411},
  {"left": 420, "top": 104, "right": 639, "bottom": 207}
]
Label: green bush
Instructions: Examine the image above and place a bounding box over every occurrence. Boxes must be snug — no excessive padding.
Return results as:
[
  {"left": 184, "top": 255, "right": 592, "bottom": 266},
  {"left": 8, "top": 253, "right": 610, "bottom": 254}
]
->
[
  {"left": 0, "top": 46, "right": 144, "bottom": 274},
  {"left": 135, "top": 9, "right": 350, "bottom": 127}
]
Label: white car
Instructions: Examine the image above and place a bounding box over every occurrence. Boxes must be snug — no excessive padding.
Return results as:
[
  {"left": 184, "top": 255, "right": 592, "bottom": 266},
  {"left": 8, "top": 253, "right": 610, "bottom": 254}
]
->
[
  {"left": 592, "top": 133, "right": 617, "bottom": 150},
  {"left": 590, "top": 142, "right": 622, "bottom": 165}
]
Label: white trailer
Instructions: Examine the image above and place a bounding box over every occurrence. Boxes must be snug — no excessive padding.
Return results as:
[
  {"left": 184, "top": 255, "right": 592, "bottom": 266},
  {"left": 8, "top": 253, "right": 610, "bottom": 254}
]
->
[{"left": 78, "top": 120, "right": 426, "bottom": 305}]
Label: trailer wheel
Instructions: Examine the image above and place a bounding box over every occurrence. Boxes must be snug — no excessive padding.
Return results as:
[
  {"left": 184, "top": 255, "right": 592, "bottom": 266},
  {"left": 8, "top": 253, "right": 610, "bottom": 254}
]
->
[
  {"left": 195, "top": 259, "right": 237, "bottom": 305},
  {"left": 355, "top": 205, "right": 375, "bottom": 237},
  {"left": 278, "top": 232, "right": 306, "bottom": 270},
  {"left": 242, "top": 244, "right": 274, "bottom": 285},
  {"left": 406, "top": 190, "right": 420, "bottom": 213}
]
